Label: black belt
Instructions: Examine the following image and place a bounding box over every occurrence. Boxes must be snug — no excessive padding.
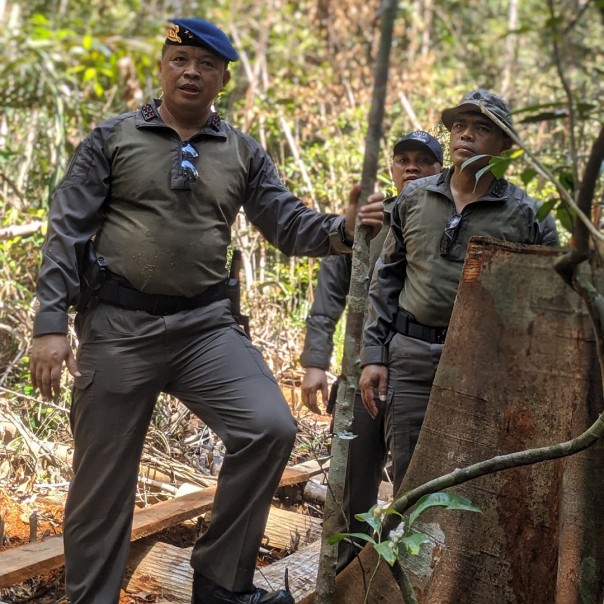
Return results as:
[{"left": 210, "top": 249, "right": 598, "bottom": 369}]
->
[
  {"left": 394, "top": 310, "right": 447, "bottom": 345},
  {"left": 96, "top": 272, "right": 229, "bottom": 316}
]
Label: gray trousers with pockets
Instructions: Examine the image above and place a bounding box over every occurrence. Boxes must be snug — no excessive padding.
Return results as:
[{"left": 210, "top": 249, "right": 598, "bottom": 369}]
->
[
  {"left": 339, "top": 332, "right": 442, "bottom": 569},
  {"left": 64, "top": 299, "right": 298, "bottom": 604}
]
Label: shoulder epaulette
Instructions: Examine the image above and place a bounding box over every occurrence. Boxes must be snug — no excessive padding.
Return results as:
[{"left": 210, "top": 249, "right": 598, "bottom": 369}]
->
[{"left": 492, "top": 178, "right": 508, "bottom": 197}]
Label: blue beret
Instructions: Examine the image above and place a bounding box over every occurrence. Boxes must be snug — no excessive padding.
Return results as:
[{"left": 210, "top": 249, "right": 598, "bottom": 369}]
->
[{"left": 165, "top": 18, "right": 239, "bottom": 62}]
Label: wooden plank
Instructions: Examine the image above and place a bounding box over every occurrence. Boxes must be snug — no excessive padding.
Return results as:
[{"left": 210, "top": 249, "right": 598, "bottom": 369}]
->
[
  {"left": 255, "top": 540, "right": 320, "bottom": 601},
  {"left": 124, "top": 540, "right": 321, "bottom": 603},
  {"left": 0, "top": 465, "right": 314, "bottom": 588},
  {"left": 264, "top": 507, "right": 322, "bottom": 551},
  {"left": 125, "top": 542, "right": 193, "bottom": 602}
]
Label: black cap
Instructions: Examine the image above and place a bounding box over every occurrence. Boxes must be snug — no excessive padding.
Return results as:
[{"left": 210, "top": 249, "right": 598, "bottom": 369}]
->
[
  {"left": 441, "top": 89, "right": 514, "bottom": 134},
  {"left": 165, "top": 19, "right": 239, "bottom": 62},
  {"left": 392, "top": 131, "right": 443, "bottom": 164}
]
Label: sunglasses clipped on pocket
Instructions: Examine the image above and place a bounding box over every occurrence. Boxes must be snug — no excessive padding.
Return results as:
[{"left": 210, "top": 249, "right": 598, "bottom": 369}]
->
[{"left": 439, "top": 213, "right": 463, "bottom": 257}]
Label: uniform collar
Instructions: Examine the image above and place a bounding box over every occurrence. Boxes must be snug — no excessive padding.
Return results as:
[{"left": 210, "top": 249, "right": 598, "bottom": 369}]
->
[
  {"left": 429, "top": 167, "right": 510, "bottom": 201},
  {"left": 135, "top": 99, "right": 228, "bottom": 139}
]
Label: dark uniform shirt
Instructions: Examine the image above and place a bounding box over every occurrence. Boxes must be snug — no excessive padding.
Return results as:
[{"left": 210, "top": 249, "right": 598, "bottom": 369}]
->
[
  {"left": 361, "top": 168, "right": 559, "bottom": 366},
  {"left": 300, "top": 197, "right": 396, "bottom": 370},
  {"left": 34, "top": 100, "right": 351, "bottom": 336}
]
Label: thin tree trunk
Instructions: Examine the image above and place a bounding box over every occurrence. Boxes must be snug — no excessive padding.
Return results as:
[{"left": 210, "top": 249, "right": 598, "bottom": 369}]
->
[
  {"left": 501, "top": 0, "right": 519, "bottom": 98},
  {"left": 421, "top": 0, "right": 433, "bottom": 57},
  {"left": 314, "top": 1, "right": 398, "bottom": 602}
]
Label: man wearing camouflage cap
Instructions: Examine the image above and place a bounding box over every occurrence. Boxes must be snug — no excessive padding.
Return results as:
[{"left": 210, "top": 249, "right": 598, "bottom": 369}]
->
[
  {"left": 29, "top": 17, "right": 384, "bottom": 604},
  {"left": 358, "top": 90, "right": 559, "bottom": 511}
]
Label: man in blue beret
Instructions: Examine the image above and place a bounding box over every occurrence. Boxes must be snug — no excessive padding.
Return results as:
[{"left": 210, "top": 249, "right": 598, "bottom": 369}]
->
[{"left": 30, "top": 17, "right": 384, "bottom": 604}]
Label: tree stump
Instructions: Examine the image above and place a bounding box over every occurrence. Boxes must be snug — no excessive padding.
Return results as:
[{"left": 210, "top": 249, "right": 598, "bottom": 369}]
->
[{"left": 315, "top": 237, "right": 604, "bottom": 604}]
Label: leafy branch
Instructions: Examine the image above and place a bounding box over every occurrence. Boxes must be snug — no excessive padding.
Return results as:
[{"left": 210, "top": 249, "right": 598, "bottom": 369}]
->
[{"left": 328, "top": 492, "right": 481, "bottom": 604}]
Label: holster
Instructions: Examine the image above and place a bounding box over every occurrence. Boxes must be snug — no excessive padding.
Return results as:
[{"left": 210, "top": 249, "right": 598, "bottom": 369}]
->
[
  {"left": 227, "top": 250, "right": 251, "bottom": 337},
  {"left": 77, "top": 239, "right": 107, "bottom": 313},
  {"left": 326, "top": 375, "right": 342, "bottom": 415}
]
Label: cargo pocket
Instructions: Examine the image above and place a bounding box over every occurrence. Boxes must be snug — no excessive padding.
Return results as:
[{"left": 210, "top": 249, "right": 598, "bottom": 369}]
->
[
  {"left": 70, "top": 370, "right": 95, "bottom": 429},
  {"left": 73, "top": 370, "right": 95, "bottom": 391}
]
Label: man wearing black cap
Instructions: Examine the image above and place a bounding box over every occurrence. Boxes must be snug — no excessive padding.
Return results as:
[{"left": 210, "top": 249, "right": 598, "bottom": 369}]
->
[
  {"left": 299, "top": 131, "right": 443, "bottom": 568},
  {"left": 29, "top": 17, "right": 384, "bottom": 604},
  {"left": 359, "top": 90, "right": 558, "bottom": 506},
  {"left": 300, "top": 131, "right": 443, "bottom": 414}
]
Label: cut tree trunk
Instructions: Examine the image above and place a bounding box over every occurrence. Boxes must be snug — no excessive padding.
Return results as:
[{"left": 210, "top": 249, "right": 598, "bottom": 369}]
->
[{"left": 304, "top": 238, "right": 604, "bottom": 603}]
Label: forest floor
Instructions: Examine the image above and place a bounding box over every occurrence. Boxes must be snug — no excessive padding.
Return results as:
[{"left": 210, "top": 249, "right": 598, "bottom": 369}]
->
[{"left": 0, "top": 377, "right": 333, "bottom": 603}]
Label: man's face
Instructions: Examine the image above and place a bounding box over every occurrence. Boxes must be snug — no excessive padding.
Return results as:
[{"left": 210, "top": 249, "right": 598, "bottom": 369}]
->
[
  {"left": 390, "top": 148, "right": 442, "bottom": 194},
  {"left": 159, "top": 45, "right": 230, "bottom": 119},
  {"left": 448, "top": 112, "right": 511, "bottom": 170}
]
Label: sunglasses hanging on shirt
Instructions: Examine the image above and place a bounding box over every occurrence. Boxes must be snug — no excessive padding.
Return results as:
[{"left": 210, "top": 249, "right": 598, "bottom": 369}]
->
[{"left": 181, "top": 142, "right": 199, "bottom": 182}]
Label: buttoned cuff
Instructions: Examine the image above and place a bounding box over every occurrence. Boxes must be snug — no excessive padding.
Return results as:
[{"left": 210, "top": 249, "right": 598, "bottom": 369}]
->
[
  {"left": 299, "top": 350, "right": 331, "bottom": 371},
  {"left": 360, "top": 345, "right": 389, "bottom": 367},
  {"left": 328, "top": 218, "right": 354, "bottom": 253},
  {"left": 33, "top": 311, "right": 69, "bottom": 337}
]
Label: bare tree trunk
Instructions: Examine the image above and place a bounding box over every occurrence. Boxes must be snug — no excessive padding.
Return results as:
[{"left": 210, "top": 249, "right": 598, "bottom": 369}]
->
[
  {"left": 314, "top": 1, "right": 398, "bottom": 602},
  {"left": 421, "top": 0, "right": 433, "bottom": 57},
  {"left": 501, "top": 0, "right": 519, "bottom": 98},
  {"left": 311, "top": 238, "right": 604, "bottom": 603}
]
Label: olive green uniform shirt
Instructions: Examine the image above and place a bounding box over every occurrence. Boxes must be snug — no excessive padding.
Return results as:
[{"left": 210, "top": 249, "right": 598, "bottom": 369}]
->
[
  {"left": 361, "top": 168, "right": 559, "bottom": 366},
  {"left": 34, "top": 101, "right": 350, "bottom": 336}
]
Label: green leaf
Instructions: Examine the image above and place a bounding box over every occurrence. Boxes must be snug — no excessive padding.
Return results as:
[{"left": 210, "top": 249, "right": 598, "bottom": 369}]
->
[
  {"left": 355, "top": 505, "right": 403, "bottom": 534},
  {"left": 327, "top": 531, "right": 377, "bottom": 546},
  {"left": 401, "top": 531, "right": 431, "bottom": 556},
  {"left": 82, "top": 34, "right": 93, "bottom": 51},
  {"left": 489, "top": 156, "right": 512, "bottom": 179},
  {"left": 408, "top": 492, "right": 481, "bottom": 527},
  {"left": 374, "top": 540, "right": 398, "bottom": 565},
  {"left": 354, "top": 508, "right": 383, "bottom": 534},
  {"left": 536, "top": 198, "right": 557, "bottom": 221},
  {"left": 553, "top": 168, "right": 575, "bottom": 193},
  {"left": 474, "top": 164, "right": 494, "bottom": 185},
  {"left": 520, "top": 168, "right": 538, "bottom": 187},
  {"left": 460, "top": 154, "right": 490, "bottom": 172},
  {"left": 83, "top": 67, "right": 97, "bottom": 83},
  {"left": 507, "top": 148, "right": 524, "bottom": 160},
  {"left": 556, "top": 204, "right": 575, "bottom": 232}
]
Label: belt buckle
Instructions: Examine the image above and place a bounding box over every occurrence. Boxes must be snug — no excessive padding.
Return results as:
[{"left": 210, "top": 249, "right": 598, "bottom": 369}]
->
[{"left": 435, "top": 330, "right": 447, "bottom": 345}]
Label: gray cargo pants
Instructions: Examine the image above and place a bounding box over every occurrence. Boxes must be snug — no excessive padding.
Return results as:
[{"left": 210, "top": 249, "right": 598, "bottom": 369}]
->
[
  {"left": 65, "top": 299, "right": 297, "bottom": 604},
  {"left": 339, "top": 332, "right": 442, "bottom": 569}
]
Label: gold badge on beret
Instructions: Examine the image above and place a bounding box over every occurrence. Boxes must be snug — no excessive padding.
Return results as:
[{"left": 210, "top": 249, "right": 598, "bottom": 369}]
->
[{"left": 166, "top": 23, "right": 182, "bottom": 43}]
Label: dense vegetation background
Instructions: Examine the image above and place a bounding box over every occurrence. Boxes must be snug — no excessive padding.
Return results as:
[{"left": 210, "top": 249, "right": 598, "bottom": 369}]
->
[{"left": 0, "top": 0, "right": 602, "bottom": 478}]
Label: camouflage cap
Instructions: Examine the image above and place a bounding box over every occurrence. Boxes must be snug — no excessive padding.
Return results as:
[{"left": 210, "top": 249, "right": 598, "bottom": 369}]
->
[{"left": 441, "top": 89, "right": 515, "bottom": 134}]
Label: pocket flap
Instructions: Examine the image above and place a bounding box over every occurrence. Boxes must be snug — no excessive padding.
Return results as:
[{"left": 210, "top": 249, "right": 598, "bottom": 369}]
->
[{"left": 73, "top": 370, "right": 95, "bottom": 390}]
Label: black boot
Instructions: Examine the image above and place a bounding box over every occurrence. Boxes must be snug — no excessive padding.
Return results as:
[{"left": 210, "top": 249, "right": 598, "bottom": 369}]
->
[{"left": 192, "top": 572, "right": 295, "bottom": 604}]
